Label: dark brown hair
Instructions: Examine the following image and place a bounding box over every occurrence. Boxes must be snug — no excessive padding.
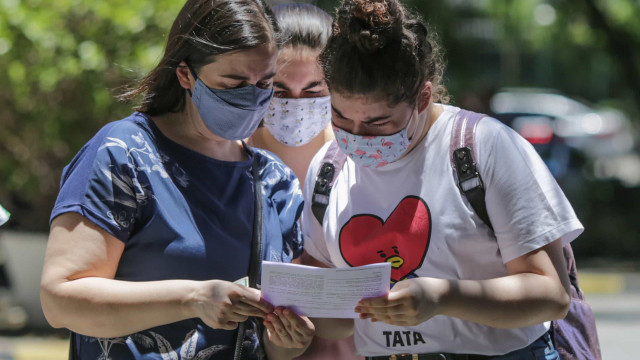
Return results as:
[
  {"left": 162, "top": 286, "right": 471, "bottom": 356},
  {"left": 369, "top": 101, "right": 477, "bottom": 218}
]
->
[
  {"left": 272, "top": 3, "right": 332, "bottom": 51},
  {"left": 120, "top": 0, "right": 283, "bottom": 116},
  {"left": 319, "top": 0, "right": 449, "bottom": 106}
]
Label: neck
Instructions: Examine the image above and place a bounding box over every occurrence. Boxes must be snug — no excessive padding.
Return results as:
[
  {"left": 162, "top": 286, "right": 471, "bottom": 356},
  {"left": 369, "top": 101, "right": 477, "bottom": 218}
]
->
[
  {"left": 151, "top": 103, "right": 246, "bottom": 162},
  {"left": 249, "top": 126, "right": 333, "bottom": 187},
  {"left": 405, "top": 103, "right": 443, "bottom": 155}
]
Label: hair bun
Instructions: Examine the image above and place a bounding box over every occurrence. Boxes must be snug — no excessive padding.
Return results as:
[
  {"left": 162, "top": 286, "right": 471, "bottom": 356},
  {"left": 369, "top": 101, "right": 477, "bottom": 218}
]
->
[{"left": 337, "top": 0, "right": 402, "bottom": 53}]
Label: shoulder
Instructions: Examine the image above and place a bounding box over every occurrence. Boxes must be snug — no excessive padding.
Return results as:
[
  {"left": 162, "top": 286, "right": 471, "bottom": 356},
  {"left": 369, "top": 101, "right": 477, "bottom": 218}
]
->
[
  {"left": 62, "top": 113, "right": 156, "bottom": 179},
  {"left": 475, "top": 115, "right": 512, "bottom": 138},
  {"left": 91, "top": 113, "right": 155, "bottom": 148},
  {"left": 251, "top": 147, "right": 299, "bottom": 188},
  {"left": 308, "top": 141, "right": 335, "bottom": 172},
  {"left": 474, "top": 114, "right": 533, "bottom": 156}
]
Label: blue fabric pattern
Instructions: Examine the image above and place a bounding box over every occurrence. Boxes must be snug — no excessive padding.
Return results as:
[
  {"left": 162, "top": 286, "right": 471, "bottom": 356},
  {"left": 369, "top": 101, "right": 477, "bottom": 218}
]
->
[{"left": 51, "top": 112, "right": 303, "bottom": 359}]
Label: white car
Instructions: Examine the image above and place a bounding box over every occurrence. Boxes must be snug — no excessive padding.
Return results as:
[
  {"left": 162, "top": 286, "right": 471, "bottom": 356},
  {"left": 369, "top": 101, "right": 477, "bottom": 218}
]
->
[{"left": 490, "top": 88, "right": 636, "bottom": 160}]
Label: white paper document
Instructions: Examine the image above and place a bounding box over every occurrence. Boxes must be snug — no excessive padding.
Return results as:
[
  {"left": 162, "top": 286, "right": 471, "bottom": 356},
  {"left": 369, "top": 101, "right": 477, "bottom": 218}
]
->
[{"left": 260, "top": 261, "right": 391, "bottom": 318}]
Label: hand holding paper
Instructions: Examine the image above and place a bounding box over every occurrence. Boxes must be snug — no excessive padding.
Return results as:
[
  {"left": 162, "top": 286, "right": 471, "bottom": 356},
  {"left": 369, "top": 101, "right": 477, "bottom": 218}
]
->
[{"left": 260, "top": 261, "right": 391, "bottom": 318}]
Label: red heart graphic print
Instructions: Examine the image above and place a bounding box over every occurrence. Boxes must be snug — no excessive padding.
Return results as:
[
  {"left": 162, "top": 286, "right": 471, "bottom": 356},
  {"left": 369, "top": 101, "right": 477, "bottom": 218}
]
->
[{"left": 339, "top": 196, "right": 431, "bottom": 283}]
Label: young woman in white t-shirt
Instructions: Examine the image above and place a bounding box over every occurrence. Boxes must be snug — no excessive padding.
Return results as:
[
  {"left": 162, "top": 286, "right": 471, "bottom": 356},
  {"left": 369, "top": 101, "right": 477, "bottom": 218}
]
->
[
  {"left": 301, "top": 1, "right": 583, "bottom": 359},
  {"left": 249, "top": 3, "right": 363, "bottom": 360}
]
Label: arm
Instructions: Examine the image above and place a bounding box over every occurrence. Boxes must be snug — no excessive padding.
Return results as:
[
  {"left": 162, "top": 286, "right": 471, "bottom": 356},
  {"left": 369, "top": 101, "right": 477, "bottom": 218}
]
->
[
  {"left": 357, "top": 238, "right": 570, "bottom": 329},
  {"left": 296, "top": 250, "right": 355, "bottom": 340},
  {"left": 40, "top": 212, "right": 273, "bottom": 338}
]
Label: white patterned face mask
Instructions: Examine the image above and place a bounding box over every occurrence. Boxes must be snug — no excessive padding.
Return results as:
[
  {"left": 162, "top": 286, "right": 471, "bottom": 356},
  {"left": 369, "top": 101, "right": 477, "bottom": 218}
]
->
[{"left": 263, "top": 96, "right": 331, "bottom": 147}]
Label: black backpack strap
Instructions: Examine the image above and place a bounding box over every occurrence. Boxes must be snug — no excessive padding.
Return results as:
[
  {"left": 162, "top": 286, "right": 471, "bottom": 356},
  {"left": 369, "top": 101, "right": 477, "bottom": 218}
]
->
[
  {"left": 450, "top": 109, "right": 493, "bottom": 230},
  {"left": 311, "top": 140, "right": 347, "bottom": 224}
]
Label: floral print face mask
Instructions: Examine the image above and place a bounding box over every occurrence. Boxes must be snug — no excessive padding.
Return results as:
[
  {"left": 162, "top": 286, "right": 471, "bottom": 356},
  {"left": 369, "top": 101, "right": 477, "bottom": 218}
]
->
[
  {"left": 332, "top": 113, "right": 416, "bottom": 168},
  {"left": 264, "top": 96, "right": 331, "bottom": 147}
]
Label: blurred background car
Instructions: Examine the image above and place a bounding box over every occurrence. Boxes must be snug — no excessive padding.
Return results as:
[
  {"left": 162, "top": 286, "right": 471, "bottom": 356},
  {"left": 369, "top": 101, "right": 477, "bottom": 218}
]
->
[
  {"left": 489, "top": 87, "right": 640, "bottom": 187},
  {"left": 490, "top": 87, "right": 636, "bottom": 159}
]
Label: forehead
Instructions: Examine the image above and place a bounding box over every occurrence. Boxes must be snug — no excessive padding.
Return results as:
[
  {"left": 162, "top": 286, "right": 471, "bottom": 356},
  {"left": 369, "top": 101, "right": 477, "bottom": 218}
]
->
[
  {"left": 275, "top": 48, "right": 322, "bottom": 80},
  {"left": 331, "top": 92, "right": 409, "bottom": 115},
  {"left": 200, "top": 44, "right": 278, "bottom": 77}
]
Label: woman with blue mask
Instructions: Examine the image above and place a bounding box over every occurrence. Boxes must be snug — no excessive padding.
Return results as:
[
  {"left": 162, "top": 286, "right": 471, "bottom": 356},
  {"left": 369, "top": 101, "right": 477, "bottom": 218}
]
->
[
  {"left": 301, "top": 0, "right": 583, "bottom": 359},
  {"left": 40, "top": 1, "right": 314, "bottom": 359},
  {"left": 249, "top": 4, "right": 363, "bottom": 360}
]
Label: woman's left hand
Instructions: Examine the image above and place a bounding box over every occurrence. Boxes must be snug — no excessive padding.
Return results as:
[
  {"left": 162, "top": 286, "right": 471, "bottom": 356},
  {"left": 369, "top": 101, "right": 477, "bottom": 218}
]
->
[
  {"left": 264, "top": 307, "right": 315, "bottom": 349},
  {"left": 355, "top": 277, "right": 447, "bottom": 326}
]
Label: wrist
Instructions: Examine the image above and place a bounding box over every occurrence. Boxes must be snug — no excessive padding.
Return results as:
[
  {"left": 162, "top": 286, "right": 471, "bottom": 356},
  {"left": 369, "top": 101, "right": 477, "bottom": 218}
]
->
[
  {"left": 419, "top": 277, "right": 451, "bottom": 316},
  {"left": 183, "top": 280, "right": 210, "bottom": 319}
]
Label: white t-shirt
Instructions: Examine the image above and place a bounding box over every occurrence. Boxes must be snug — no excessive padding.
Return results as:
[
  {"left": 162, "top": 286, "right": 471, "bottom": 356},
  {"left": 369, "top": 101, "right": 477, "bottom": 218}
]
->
[{"left": 301, "top": 105, "right": 583, "bottom": 356}]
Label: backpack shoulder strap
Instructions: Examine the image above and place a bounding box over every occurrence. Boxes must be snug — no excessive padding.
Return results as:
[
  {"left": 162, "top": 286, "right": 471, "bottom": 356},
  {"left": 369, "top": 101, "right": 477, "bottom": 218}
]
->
[
  {"left": 450, "top": 109, "right": 493, "bottom": 230},
  {"left": 311, "top": 140, "right": 347, "bottom": 224}
]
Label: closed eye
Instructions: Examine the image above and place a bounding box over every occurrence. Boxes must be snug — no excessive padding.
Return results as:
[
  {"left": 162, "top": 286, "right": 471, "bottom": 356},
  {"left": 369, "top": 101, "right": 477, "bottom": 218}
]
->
[
  {"left": 257, "top": 80, "right": 273, "bottom": 89},
  {"left": 368, "top": 121, "right": 389, "bottom": 127}
]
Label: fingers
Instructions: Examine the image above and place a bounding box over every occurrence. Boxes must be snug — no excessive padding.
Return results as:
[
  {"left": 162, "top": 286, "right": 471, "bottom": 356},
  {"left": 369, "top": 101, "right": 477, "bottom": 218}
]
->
[
  {"left": 277, "top": 308, "right": 313, "bottom": 344},
  {"left": 265, "top": 312, "right": 291, "bottom": 346},
  {"left": 264, "top": 308, "right": 314, "bottom": 348},
  {"left": 232, "top": 302, "right": 270, "bottom": 318},
  {"left": 359, "top": 287, "right": 410, "bottom": 309},
  {"left": 231, "top": 286, "right": 274, "bottom": 315},
  {"left": 213, "top": 320, "right": 240, "bottom": 331},
  {"left": 357, "top": 304, "right": 406, "bottom": 320},
  {"left": 235, "top": 286, "right": 274, "bottom": 313},
  {"left": 358, "top": 294, "right": 390, "bottom": 308}
]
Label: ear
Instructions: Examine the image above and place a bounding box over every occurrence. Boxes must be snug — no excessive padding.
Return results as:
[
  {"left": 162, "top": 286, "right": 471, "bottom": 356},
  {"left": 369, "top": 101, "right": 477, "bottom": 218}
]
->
[
  {"left": 176, "top": 61, "right": 194, "bottom": 90},
  {"left": 417, "top": 81, "right": 433, "bottom": 113}
]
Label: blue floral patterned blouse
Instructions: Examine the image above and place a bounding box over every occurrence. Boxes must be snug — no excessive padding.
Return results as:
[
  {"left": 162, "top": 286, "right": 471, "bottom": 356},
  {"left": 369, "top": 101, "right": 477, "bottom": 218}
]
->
[{"left": 50, "top": 112, "right": 303, "bottom": 359}]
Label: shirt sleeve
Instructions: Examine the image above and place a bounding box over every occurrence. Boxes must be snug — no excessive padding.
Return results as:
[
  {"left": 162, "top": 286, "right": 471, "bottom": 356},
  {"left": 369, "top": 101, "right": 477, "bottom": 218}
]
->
[
  {"left": 50, "top": 127, "right": 139, "bottom": 242},
  {"left": 262, "top": 155, "right": 305, "bottom": 260},
  {"left": 300, "top": 142, "right": 335, "bottom": 266},
  {"left": 477, "top": 118, "right": 584, "bottom": 263}
]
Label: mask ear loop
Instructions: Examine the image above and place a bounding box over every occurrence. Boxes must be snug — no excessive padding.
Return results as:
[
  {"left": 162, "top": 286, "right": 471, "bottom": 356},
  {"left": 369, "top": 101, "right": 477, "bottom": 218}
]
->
[
  {"left": 184, "top": 62, "right": 198, "bottom": 97},
  {"left": 406, "top": 108, "right": 420, "bottom": 141}
]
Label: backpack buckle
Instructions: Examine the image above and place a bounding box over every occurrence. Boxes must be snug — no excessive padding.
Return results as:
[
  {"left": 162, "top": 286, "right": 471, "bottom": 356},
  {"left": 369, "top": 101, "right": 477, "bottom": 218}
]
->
[
  {"left": 453, "top": 147, "right": 484, "bottom": 193},
  {"left": 314, "top": 162, "right": 336, "bottom": 196},
  {"left": 311, "top": 162, "right": 337, "bottom": 224}
]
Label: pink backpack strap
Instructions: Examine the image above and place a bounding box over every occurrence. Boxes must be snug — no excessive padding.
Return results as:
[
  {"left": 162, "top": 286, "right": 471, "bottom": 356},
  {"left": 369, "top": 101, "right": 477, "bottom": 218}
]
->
[
  {"left": 311, "top": 140, "right": 347, "bottom": 224},
  {"left": 450, "top": 109, "right": 493, "bottom": 229},
  {"left": 450, "top": 109, "right": 485, "bottom": 164}
]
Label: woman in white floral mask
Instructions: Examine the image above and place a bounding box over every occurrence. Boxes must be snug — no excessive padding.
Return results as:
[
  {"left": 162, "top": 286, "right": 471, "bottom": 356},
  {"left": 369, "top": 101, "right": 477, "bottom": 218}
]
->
[
  {"left": 249, "top": 3, "right": 334, "bottom": 188},
  {"left": 249, "top": 3, "right": 363, "bottom": 360}
]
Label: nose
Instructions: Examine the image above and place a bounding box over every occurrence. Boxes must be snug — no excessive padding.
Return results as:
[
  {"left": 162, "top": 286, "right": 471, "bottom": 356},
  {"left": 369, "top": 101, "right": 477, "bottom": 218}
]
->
[
  {"left": 333, "top": 122, "right": 365, "bottom": 136},
  {"left": 348, "top": 121, "right": 368, "bottom": 136},
  {"left": 289, "top": 89, "right": 303, "bottom": 98}
]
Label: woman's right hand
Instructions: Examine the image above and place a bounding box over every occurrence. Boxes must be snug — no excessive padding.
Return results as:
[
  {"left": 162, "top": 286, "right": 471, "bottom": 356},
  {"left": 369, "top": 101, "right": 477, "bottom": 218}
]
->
[{"left": 190, "top": 280, "right": 274, "bottom": 330}]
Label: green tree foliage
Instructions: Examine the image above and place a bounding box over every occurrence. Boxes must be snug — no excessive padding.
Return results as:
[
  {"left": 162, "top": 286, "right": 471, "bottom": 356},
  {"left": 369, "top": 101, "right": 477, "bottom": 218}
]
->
[{"left": 0, "top": 0, "right": 182, "bottom": 230}]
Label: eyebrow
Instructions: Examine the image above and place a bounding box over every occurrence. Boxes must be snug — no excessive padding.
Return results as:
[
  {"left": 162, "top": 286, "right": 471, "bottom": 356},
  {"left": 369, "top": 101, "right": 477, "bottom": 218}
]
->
[
  {"left": 331, "top": 105, "right": 391, "bottom": 124},
  {"left": 274, "top": 80, "right": 323, "bottom": 91},
  {"left": 221, "top": 72, "right": 277, "bottom": 81},
  {"left": 303, "top": 81, "right": 323, "bottom": 91}
]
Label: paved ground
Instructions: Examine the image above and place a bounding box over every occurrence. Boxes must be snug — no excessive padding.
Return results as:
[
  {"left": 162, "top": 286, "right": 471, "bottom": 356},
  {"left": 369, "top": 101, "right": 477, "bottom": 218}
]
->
[{"left": 0, "top": 270, "right": 636, "bottom": 359}]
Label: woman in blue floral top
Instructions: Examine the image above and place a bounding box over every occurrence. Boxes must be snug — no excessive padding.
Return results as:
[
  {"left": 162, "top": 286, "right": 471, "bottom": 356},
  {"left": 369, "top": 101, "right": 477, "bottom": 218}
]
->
[{"left": 40, "top": 1, "right": 314, "bottom": 359}]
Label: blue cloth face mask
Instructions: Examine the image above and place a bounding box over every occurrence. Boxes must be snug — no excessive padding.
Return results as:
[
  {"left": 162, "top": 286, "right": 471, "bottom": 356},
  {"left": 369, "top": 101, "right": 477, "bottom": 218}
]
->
[{"left": 188, "top": 66, "right": 274, "bottom": 140}]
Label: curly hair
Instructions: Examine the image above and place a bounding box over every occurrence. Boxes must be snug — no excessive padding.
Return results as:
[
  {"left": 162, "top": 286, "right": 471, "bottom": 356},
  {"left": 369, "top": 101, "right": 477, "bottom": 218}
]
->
[{"left": 319, "top": 0, "right": 449, "bottom": 105}]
